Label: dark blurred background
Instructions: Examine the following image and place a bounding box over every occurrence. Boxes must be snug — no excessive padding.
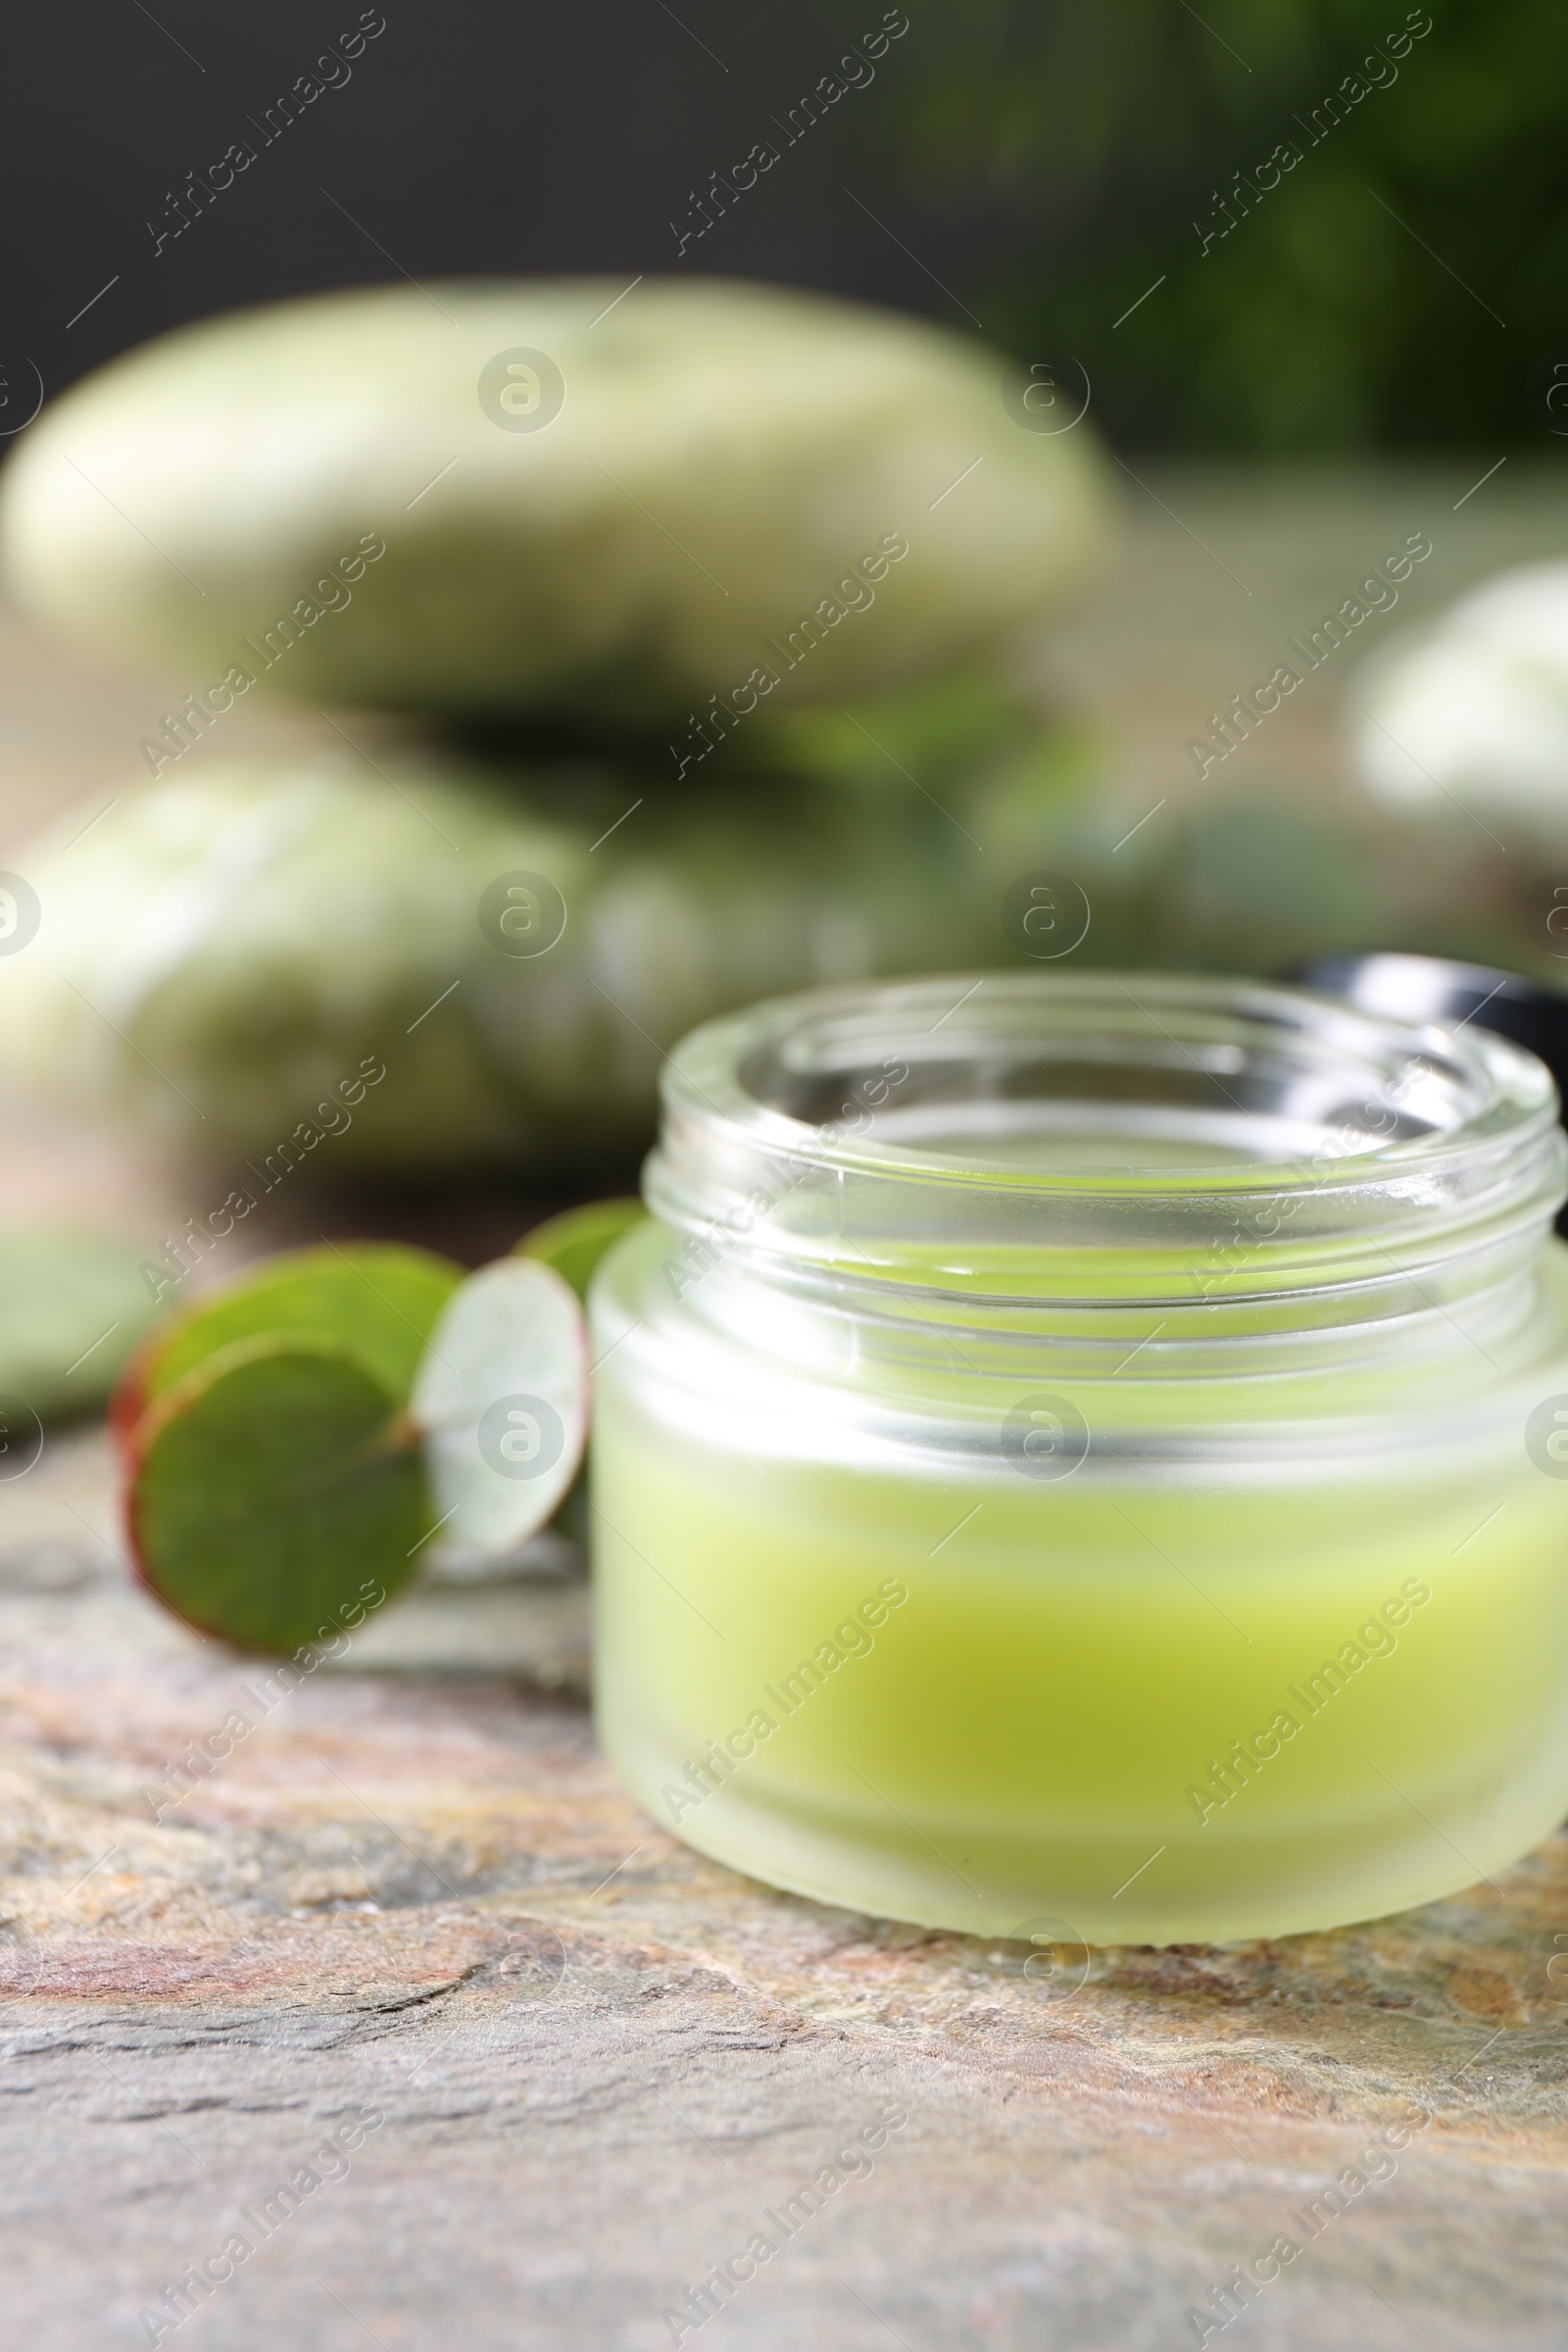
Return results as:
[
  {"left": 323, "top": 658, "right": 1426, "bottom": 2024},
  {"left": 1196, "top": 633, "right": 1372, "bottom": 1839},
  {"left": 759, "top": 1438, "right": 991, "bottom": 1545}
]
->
[{"left": 6, "top": 0, "right": 1559, "bottom": 452}]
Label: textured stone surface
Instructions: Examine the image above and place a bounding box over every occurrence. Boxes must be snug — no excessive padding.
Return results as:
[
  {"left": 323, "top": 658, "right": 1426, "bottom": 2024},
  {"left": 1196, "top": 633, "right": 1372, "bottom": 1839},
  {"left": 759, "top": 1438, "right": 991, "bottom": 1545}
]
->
[{"left": 1, "top": 1431, "right": 1566, "bottom": 2352}]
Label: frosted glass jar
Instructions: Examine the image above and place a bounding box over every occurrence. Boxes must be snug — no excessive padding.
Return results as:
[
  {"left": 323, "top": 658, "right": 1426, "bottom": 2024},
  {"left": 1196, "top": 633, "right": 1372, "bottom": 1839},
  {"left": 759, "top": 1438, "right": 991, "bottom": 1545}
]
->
[{"left": 590, "top": 973, "right": 1568, "bottom": 1943}]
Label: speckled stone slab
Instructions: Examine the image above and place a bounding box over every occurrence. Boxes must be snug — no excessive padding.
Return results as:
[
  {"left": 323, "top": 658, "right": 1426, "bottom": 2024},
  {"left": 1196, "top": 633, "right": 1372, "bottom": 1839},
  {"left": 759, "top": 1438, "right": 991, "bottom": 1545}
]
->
[{"left": 1, "top": 1430, "right": 1565, "bottom": 2352}]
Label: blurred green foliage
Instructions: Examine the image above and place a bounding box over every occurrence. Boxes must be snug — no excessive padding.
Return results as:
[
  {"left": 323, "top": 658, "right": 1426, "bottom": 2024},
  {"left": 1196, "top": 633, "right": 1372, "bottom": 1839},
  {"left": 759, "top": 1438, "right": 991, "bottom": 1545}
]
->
[{"left": 872, "top": 0, "right": 1564, "bottom": 449}]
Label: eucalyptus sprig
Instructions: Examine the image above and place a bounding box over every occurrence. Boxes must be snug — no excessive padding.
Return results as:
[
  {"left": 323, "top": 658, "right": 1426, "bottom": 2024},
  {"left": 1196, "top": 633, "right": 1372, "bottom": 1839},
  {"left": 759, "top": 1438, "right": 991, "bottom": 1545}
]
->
[{"left": 115, "top": 1202, "right": 643, "bottom": 1653}]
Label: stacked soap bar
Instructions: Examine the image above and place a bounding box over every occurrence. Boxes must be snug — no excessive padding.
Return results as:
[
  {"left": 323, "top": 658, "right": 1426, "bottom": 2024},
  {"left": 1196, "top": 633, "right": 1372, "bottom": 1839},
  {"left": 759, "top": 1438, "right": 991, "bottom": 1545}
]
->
[{"left": 0, "top": 279, "right": 1109, "bottom": 1176}]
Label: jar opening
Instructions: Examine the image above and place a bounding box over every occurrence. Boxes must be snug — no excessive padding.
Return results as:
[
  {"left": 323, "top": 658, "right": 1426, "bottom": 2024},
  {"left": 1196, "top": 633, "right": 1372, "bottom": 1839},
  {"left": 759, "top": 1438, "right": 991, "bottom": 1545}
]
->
[
  {"left": 738, "top": 1016, "right": 1452, "bottom": 1175},
  {"left": 650, "top": 973, "right": 1565, "bottom": 1312}
]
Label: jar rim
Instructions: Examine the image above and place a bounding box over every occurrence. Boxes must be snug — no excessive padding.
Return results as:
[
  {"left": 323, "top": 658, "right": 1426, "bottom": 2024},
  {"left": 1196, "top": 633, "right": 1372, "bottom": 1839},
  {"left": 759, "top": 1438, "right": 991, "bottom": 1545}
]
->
[{"left": 646, "top": 972, "right": 1567, "bottom": 1311}]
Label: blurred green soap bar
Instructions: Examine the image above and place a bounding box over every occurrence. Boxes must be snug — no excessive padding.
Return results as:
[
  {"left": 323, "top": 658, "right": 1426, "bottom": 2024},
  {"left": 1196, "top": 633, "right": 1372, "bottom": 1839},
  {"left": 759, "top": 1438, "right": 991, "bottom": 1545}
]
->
[
  {"left": 0, "top": 278, "right": 1108, "bottom": 726},
  {"left": 0, "top": 1227, "right": 159, "bottom": 1424},
  {"left": 0, "top": 742, "right": 1018, "bottom": 1176}
]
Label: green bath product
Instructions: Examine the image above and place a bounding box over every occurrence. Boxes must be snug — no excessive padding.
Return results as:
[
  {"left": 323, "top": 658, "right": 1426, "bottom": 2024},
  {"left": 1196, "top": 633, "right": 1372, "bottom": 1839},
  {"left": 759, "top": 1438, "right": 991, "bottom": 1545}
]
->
[
  {"left": 0, "top": 278, "right": 1108, "bottom": 727},
  {"left": 0, "top": 748, "right": 1010, "bottom": 1175},
  {"left": 590, "top": 972, "right": 1568, "bottom": 1943}
]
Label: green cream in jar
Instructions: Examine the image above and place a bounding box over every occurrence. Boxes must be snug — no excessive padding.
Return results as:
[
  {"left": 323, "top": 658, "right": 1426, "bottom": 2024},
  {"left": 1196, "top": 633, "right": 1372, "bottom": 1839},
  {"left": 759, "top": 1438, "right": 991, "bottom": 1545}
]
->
[{"left": 590, "top": 973, "right": 1568, "bottom": 1943}]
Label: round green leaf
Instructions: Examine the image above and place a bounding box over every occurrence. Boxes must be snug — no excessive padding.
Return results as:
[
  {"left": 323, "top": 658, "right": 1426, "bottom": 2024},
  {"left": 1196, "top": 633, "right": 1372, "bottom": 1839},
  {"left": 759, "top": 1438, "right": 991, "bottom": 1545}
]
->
[
  {"left": 412, "top": 1258, "right": 588, "bottom": 1558},
  {"left": 114, "top": 1242, "right": 463, "bottom": 1455},
  {"left": 129, "top": 1333, "right": 428, "bottom": 1653},
  {"left": 515, "top": 1198, "right": 647, "bottom": 1302},
  {"left": 514, "top": 1201, "right": 643, "bottom": 1549}
]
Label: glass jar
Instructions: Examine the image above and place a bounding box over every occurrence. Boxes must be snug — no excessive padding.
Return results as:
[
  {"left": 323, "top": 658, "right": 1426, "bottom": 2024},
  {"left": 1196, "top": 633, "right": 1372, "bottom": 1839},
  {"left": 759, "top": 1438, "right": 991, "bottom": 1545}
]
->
[{"left": 589, "top": 972, "right": 1568, "bottom": 1944}]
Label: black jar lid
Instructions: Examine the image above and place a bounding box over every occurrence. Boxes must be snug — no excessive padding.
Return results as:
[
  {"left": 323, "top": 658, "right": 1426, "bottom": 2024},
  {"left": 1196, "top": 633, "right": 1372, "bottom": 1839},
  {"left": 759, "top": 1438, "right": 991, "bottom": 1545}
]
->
[
  {"left": 1298, "top": 945, "right": 1568, "bottom": 1232},
  {"left": 1297, "top": 954, "right": 1568, "bottom": 1101},
  {"left": 1298, "top": 954, "right": 1568, "bottom": 1227}
]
